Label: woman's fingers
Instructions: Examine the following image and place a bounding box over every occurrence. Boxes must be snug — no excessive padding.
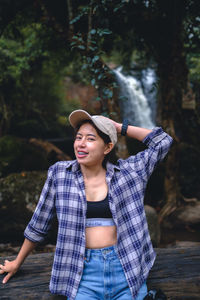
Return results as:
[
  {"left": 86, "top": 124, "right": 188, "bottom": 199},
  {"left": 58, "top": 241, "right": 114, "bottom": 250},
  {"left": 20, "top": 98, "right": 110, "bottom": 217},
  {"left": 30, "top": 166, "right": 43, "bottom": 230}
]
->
[
  {"left": 0, "top": 264, "right": 6, "bottom": 274},
  {"left": 0, "top": 260, "right": 18, "bottom": 284},
  {"left": 0, "top": 260, "right": 10, "bottom": 273},
  {"left": 4, "top": 260, "right": 9, "bottom": 264},
  {"left": 2, "top": 272, "right": 12, "bottom": 284}
]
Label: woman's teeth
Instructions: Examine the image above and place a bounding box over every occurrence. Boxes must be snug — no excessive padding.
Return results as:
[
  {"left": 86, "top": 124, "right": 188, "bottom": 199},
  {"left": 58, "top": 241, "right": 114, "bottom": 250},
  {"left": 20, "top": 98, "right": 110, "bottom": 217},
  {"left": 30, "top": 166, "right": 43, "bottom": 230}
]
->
[{"left": 78, "top": 151, "right": 88, "bottom": 155}]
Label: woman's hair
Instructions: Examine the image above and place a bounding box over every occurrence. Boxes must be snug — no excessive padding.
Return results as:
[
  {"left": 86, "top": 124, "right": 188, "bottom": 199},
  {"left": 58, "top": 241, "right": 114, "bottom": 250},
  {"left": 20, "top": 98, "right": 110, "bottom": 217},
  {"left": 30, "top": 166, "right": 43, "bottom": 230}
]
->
[{"left": 74, "top": 119, "right": 117, "bottom": 168}]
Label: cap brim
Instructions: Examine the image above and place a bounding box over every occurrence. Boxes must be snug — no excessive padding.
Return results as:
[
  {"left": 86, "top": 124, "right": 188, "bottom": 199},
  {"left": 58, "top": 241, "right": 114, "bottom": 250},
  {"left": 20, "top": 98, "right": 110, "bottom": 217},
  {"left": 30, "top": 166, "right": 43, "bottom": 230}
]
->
[{"left": 69, "top": 110, "right": 92, "bottom": 128}]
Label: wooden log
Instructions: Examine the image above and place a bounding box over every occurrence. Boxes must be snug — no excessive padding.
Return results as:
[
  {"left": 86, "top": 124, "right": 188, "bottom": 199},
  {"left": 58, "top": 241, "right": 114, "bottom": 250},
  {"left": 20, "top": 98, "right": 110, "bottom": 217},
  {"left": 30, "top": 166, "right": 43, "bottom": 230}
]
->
[
  {"left": 0, "top": 247, "right": 200, "bottom": 299},
  {"left": 147, "top": 247, "right": 200, "bottom": 300}
]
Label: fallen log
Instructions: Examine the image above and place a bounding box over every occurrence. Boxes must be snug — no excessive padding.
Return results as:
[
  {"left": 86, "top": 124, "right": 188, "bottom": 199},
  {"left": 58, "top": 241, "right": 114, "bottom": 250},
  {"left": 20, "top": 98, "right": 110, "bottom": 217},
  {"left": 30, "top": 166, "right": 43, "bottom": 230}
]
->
[{"left": 0, "top": 247, "right": 200, "bottom": 299}]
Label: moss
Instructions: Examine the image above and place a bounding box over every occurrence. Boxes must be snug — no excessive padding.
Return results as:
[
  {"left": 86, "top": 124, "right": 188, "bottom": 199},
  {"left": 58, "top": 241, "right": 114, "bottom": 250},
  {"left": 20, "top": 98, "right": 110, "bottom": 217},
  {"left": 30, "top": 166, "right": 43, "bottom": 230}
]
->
[
  {"left": 0, "top": 171, "right": 49, "bottom": 242},
  {"left": 0, "top": 135, "right": 49, "bottom": 177}
]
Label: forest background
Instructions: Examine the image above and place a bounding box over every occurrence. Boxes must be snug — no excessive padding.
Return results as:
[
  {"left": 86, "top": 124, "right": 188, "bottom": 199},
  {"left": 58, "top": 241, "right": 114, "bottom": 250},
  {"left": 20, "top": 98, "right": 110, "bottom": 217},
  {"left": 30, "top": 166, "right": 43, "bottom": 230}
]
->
[{"left": 0, "top": 0, "right": 200, "bottom": 251}]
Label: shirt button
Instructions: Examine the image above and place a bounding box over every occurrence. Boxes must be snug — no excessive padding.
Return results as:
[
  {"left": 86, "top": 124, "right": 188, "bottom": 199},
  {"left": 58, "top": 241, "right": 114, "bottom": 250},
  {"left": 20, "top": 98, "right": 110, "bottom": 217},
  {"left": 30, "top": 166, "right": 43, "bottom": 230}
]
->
[
  {"left": 80, "top": 254, "right": 84, "bottom": 259},
  {"left": 78, "top": 271, "right": 82, "bottom": 275}
]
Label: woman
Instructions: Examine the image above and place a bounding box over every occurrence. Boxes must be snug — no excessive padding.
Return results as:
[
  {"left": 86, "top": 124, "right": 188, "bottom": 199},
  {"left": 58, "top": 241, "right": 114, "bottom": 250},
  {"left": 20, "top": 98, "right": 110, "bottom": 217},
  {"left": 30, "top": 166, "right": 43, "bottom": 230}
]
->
[{"left": 0, "top": 109, "right": 173, "bottom": 300}]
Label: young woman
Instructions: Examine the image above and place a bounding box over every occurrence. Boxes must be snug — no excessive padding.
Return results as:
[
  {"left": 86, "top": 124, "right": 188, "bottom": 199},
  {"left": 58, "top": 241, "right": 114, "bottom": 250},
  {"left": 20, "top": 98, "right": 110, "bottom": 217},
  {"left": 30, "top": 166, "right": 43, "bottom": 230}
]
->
[{"left": 0, "top": 109, "right": 173, "bottom": 300}]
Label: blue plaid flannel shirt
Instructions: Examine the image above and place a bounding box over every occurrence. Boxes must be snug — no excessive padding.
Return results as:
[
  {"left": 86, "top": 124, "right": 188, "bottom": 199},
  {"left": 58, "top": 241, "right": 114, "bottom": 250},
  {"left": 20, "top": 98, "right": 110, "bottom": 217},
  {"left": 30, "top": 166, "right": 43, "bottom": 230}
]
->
[{"left": 24, "top": 127, "right": 173, "bottom": 300}]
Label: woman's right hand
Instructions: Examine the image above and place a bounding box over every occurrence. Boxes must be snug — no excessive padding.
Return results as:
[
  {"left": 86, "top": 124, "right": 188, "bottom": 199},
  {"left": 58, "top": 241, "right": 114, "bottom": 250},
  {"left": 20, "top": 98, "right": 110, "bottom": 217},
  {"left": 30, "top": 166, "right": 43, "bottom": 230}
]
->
[{"left": 0, "top": 259, "right": 20, "bottom": 284}]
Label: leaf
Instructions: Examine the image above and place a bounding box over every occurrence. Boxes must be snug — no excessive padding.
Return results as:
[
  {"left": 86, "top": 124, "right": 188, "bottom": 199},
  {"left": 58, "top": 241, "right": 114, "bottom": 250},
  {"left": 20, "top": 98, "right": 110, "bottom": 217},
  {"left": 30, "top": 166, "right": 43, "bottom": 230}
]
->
[
  {"left": 90, "top": 29, "right": 96, "bottom": 35},
  {"left": 87, "top": 57, "right": 91, "bottom": 63},
  {"left": 89, "top": 46, "right": 97, "bottom": 51},
  {"left": 81, "top": 64, "right": 88, "bottom": 70},
  {"left": 92, "top": 55, "right": 99, "bottom": 63},
  {"left": 95, "top": 96, "right": 101, "bottom": 101},
  {"left": 102, "top": 29, "right": 112, "bottom": 35},
  {"left": 103, "top": 88, "right": 113, "bottom": 98},
  {"left": 77, "top": 45, "right": 85, "bottom": 50},
  {"left": 91, "top": 78, "right": 96, "bottom": 86}
]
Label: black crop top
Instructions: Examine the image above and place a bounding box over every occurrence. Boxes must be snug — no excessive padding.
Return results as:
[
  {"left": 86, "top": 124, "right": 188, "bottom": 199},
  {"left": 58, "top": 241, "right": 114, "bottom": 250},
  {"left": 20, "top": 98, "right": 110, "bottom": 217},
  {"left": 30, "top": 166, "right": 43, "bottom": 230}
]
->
[{"left": 86, "top": 194, "right": 113, "bottom": 218}]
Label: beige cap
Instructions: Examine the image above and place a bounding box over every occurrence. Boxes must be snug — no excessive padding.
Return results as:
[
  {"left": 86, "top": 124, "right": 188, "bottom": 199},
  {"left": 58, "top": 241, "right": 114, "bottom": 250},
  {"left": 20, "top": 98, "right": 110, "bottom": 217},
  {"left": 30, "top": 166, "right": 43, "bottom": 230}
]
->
[{"left": 69, "top": 109, "right": 117, "bottom": 145}]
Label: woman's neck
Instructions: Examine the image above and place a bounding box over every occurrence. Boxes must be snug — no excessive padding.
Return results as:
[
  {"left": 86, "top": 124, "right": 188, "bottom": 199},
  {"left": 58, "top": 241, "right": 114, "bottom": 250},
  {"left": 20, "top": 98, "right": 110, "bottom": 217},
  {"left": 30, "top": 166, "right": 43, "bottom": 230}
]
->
[{"left": 80, "top": 164, "right": 106, "bottom": 181}]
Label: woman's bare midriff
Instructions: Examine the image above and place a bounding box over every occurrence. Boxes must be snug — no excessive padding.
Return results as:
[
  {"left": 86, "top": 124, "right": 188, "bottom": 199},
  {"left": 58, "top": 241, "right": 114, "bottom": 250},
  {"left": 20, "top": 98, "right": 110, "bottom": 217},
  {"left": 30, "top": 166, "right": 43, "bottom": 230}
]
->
[{"left": 86, "top": 225, "right": 117, "bottom": 249}]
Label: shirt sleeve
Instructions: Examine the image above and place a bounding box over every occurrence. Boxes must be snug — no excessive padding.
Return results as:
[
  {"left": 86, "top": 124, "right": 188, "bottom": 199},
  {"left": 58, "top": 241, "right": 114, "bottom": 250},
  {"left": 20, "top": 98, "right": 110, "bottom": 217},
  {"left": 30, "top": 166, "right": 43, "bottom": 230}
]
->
[
  {"left": 120, "top": 127, "right": 173, "bottom": 183},
  {"left": 24, "top": 165, "right": 56, "bottom": 243}
]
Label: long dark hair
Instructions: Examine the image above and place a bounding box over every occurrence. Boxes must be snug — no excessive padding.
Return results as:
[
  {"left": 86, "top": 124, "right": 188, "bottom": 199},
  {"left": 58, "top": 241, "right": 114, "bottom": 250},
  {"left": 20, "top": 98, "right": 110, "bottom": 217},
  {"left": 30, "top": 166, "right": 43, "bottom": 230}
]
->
[{"left": 74, "top": 119, "right": 117, "bottom": 168}]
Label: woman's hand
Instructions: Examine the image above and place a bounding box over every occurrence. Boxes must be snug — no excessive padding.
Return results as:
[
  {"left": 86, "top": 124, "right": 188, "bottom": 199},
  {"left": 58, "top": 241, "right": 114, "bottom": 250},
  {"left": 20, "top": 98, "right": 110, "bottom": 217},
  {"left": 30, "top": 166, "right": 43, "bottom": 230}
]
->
[
  {"left": 110, "top": 119, "right": 122, "bottom": 134},
  {"left": 0, "top": 238, "right": 37, "bottom": 284},
  {"left": 0, "top": 259, "right": 20, "bottom": 284},
  {"left": 101, "top": 116, "right": 122, "bottom": 134}
]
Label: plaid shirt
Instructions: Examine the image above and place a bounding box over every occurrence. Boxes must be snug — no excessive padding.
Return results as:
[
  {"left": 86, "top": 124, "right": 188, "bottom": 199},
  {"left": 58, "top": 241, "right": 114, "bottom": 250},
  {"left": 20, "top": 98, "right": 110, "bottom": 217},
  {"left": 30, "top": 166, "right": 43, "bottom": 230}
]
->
[{"left": 24, "top": 127, "right": 173, "bottom": 300}]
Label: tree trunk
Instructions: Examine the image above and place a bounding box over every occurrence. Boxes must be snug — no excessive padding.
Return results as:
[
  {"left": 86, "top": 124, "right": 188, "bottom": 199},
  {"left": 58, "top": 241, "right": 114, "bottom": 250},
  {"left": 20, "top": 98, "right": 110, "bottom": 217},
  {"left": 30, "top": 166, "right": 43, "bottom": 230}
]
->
[{"left": 155, "top": 0, "right": 197, "bottom": 222}]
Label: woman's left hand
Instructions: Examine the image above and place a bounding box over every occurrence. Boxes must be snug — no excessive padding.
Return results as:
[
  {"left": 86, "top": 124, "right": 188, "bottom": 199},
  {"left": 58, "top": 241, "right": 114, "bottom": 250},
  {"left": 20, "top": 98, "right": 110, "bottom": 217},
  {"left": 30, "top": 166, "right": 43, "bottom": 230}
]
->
[{"left": 109, "top": 119, "right": 122, "bottom": 134}]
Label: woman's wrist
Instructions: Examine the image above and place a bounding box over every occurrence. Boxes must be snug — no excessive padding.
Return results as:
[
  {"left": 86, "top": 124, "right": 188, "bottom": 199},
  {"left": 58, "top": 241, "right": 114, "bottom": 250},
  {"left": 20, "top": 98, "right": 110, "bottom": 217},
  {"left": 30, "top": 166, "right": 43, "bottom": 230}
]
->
[
  {"left": 116, "top": 123, "right": 122, "bottom": 134},
  {"left": 121, "top": 119, "right": 129, "bottom": 136},
  {"left": 15, "top": 257, "right": 23, "bottom": 268}
]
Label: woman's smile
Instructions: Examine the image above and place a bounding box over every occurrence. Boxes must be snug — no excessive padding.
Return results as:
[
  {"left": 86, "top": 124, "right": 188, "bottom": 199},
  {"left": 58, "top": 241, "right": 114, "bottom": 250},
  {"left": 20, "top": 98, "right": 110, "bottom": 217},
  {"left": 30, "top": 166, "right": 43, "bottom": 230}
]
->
[
  {"left": 74, "top": 123, "right": 108, "bottom": 166},
  {"left": 77, "top": 150, "right": 89, "bottom": 158}
]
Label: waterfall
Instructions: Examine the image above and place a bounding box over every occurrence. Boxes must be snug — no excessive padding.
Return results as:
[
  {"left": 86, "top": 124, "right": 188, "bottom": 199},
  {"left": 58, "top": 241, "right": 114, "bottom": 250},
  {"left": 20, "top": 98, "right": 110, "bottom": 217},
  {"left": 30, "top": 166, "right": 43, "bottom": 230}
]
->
[{"left": 114, "top": 67, "right": 156, "bottom": 129}]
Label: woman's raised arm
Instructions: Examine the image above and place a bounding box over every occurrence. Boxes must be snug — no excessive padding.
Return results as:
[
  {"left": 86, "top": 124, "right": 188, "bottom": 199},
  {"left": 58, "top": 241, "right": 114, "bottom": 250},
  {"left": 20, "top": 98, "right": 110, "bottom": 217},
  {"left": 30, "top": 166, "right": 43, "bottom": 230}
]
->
[{"left": 111, "top": 120, "right": 152, "bottom": 141}]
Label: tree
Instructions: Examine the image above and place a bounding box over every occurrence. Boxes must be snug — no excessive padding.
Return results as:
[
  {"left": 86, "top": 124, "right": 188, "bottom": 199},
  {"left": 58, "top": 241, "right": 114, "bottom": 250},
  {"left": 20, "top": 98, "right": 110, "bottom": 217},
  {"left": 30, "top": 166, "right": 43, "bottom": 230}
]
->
[
  {"left": 0, "top": 17, "right": 77, "bottom": 138},
  {"left": 1, "top": 0, "right": 200, "bottom": 223}
]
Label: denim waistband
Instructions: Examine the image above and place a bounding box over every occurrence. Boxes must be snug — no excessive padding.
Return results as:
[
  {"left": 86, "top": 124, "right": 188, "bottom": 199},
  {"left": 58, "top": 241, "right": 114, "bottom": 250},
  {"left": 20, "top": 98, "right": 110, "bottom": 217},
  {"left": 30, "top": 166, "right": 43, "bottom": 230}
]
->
[
  {"left": 85, "top": 218, "right": 115, "bottom": 227},
  {"left": 85, "top": 245, "right": 117, "bottom": 261}
]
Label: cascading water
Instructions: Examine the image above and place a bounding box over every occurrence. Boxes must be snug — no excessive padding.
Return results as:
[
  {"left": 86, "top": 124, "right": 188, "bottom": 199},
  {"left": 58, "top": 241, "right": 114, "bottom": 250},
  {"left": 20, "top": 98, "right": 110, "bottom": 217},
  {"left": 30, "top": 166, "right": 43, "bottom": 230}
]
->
[{"left": 114, "top": 67, "right": 156, "bottom": 129}]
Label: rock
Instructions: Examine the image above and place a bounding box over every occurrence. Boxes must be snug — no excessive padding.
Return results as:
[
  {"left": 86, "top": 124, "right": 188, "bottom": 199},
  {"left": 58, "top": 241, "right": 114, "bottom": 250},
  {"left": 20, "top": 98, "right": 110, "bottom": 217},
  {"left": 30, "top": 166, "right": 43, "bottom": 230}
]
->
[
  {"left": 0, "top": 171, "right": 58, "bottom": 243},
  {"left": 144, "top": 205, "right": 160, "bottom": 247},
  {"left": 174, "top": 202, "right": 200, "bottom": 225},
  {"left": 166, "top": 241, "right": 200, "bottom": 248},
  {"left": 162, "top": 201, "right": 200, "bottom": 230},
  {"left": 64, "top": 77, "right": 99, "bottom": 113}
]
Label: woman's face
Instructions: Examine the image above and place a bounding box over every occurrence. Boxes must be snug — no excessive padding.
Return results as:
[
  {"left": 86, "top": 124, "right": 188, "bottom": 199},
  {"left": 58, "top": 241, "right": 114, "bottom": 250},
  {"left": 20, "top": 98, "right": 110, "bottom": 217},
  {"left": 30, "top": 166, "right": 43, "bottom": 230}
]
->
[{"left": 74, "top": 123, "right": 112, "bottom": 168}]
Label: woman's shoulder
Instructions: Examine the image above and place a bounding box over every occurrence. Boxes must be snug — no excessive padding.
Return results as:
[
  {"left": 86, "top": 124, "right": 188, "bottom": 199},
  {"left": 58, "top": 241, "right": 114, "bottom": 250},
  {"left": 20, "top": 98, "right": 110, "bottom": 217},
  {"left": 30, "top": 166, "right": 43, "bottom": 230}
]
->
[{"left": 49, "top": 160, "right": 77, "bottom": 172}]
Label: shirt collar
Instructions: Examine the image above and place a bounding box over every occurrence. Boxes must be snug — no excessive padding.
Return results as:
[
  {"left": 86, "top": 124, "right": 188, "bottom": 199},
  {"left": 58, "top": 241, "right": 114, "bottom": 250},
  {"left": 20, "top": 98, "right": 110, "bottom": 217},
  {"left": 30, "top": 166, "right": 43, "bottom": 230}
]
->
[
  {"left": 65, "top": 160, "right": 80, "bottom": 172},
  {"left": 106, "top": 161, "right": 120, "bottom": 171},
  {"left": 65, "top": 160, "right": 120, "bottom": 173}
]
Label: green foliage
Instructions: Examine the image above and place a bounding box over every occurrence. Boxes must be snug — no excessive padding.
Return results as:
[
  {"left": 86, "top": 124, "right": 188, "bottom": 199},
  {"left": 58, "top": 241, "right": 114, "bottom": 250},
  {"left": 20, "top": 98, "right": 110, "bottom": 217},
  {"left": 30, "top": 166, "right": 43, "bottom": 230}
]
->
[
  {"left": 1, "top": 0, "right": 200, "bottom": 120},
  {"left": 0, "top": 135, "right": 48, "bottom": 178},
  {"left": 187, "top": 54, "right": 200, "bottom": 82},
  {"left": 0, "top": 22, "right": 74, "bottom": 138},
  {"left": 68, "top": 1, "right": 123, "bottom": 113}
]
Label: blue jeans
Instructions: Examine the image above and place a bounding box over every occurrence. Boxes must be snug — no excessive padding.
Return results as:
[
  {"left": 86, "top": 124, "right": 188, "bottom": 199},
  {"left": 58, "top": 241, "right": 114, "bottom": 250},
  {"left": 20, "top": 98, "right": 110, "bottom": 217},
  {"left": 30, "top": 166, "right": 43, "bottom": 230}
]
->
[{"left": 75, "top": 245, "right": 147, "bottom": 300}]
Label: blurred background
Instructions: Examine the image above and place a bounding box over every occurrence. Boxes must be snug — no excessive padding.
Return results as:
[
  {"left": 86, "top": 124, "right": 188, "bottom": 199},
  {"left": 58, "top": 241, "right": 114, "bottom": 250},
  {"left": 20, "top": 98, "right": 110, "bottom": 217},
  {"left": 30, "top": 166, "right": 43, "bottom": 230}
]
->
[{"left": 0, "top": 0, "right": 200, "bottom": 255}]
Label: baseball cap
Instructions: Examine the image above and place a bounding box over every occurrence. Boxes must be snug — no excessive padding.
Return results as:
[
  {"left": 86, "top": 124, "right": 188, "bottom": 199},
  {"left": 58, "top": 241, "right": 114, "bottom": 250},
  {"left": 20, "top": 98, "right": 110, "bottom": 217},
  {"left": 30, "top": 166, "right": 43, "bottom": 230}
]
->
[{"left": 69, "top": 109, "right": 117, "bottom": 145}]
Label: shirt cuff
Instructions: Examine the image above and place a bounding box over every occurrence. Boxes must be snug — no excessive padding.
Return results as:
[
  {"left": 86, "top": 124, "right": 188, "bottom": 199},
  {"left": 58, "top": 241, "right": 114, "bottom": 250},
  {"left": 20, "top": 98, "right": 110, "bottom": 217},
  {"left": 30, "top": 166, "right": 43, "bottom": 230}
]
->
[
  {"left": 142, "top": 127, "right": 172, "bottom": 147},
  {"left": 24, "top": 224, "right": 46, "bottom": 243}
]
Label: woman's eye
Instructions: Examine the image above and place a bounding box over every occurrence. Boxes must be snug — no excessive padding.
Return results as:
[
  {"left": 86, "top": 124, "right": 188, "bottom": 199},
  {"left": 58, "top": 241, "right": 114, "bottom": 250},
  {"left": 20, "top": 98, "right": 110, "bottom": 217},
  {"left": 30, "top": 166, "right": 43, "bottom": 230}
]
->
[
  {"left": 75, "top": 136, "right": 81, "bottom": 140},
  {"left": 88, "top": 138, "right": 95, "bottom": 141}
]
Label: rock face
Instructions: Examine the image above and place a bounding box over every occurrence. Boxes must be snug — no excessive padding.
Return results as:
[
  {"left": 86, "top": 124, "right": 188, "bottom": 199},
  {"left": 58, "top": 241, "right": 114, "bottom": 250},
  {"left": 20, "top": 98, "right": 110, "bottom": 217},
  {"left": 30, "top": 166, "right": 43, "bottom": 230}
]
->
[
  {"left": 0, "top": 171, "right": 52, "bottom": 243},
  {"left": 144, "top": 205, "right": 161, "bottom": 247},
  {"left": 173, "top": 202, "right": 200, "bottom": 226}
]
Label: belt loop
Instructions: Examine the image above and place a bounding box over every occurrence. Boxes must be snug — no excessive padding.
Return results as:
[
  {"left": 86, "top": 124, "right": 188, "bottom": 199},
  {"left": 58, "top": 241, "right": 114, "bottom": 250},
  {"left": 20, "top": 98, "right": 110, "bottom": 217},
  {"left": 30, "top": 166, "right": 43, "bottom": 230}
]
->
[{"left": 85, "top": 249, "right": 91, "bottom": 262}]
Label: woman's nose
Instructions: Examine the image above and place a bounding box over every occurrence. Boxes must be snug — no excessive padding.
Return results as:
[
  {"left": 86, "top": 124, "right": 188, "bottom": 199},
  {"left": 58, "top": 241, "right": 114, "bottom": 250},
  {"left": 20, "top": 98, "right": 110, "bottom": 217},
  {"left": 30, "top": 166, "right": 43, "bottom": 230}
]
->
[{"left": 79, "top": 138, "right": 86, "bottom": 147}]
